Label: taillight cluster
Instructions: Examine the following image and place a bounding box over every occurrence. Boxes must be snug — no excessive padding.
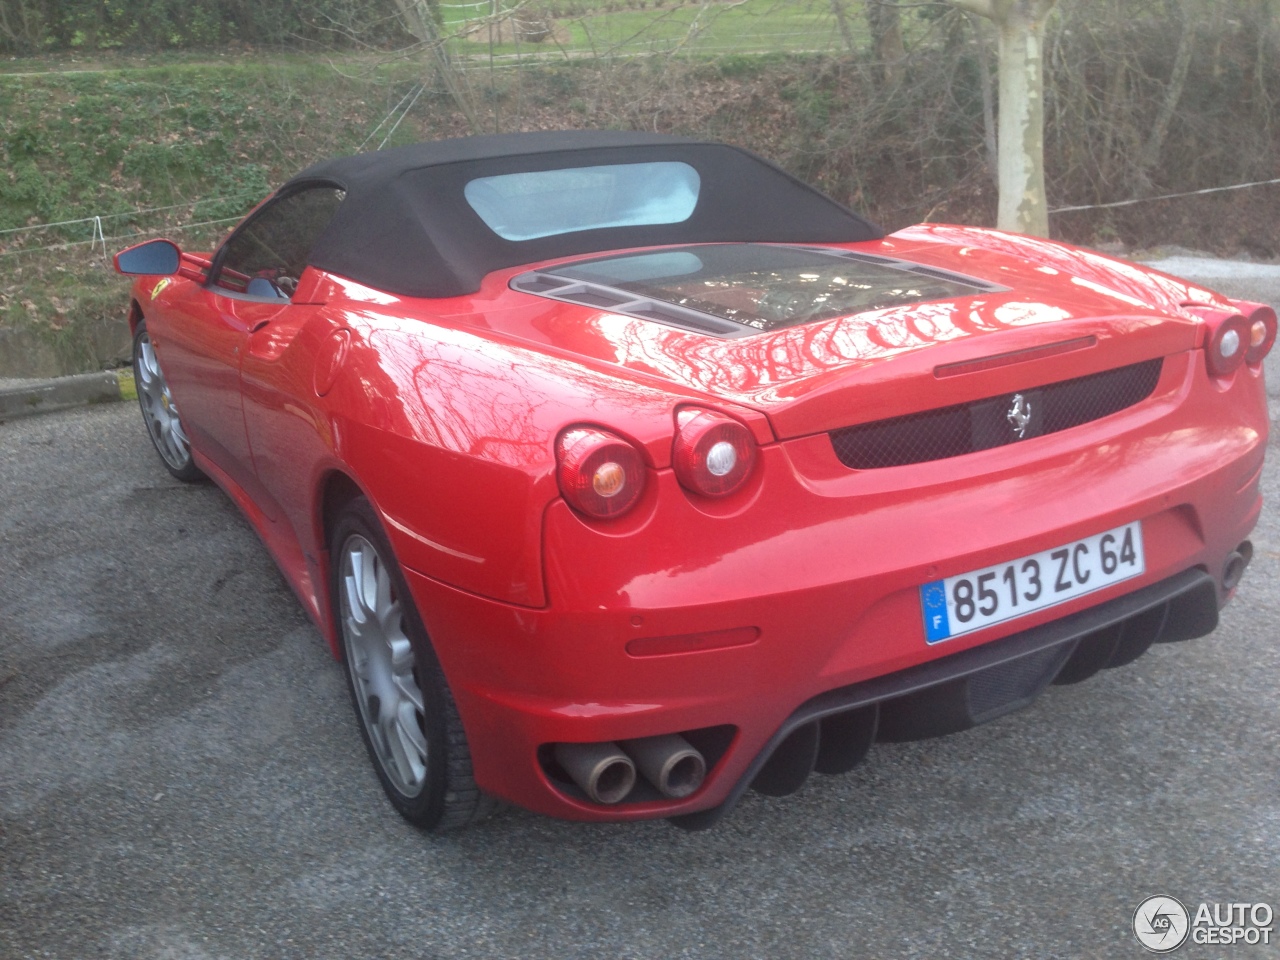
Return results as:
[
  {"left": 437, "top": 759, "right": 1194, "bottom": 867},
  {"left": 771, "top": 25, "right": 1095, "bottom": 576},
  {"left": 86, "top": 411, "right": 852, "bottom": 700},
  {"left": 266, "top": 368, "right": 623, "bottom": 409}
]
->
[
  {"left": 1190, "top": 300, "right": 1277, "bottom": 378},
  {"left": 556, "top": 427, "right": 646, "bottom": 519},
  {"left": 555, "top": 407, "right": 758, "bottom": 520},
  {"left": 671, "top": 407, "right": 757, "bottom": 498},
  {"left": 1206, "top": 313, "right": 1252, "bottom": 378},
  {"left": 1242, "top": 302, "right": 1278, "bottom": 365}
]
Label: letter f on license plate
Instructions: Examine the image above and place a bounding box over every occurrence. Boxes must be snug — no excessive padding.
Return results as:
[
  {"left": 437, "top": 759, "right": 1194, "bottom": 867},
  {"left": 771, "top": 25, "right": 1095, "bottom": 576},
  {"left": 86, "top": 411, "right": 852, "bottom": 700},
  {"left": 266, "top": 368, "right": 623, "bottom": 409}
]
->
[{"left": 920, "top": 521, "right": 1145, "bottom": 644}]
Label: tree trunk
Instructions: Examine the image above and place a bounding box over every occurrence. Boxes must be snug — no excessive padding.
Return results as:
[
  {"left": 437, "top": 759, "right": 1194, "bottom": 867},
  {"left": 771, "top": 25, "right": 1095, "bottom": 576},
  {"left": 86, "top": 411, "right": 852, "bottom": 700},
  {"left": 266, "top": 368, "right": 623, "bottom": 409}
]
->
[
  {"left": 865, "top": 0, "right": 906, "bottom": 85},
  {"left": 830, "top": 0, "right": 858, "bottom": 57},
  {"left": 995, "top": 6, "right": 1049, "bottom": 235},
  {"left": 971, "top": 14, "right": 998, "bottom": 184},
  {"left": 0, "top": 0, "right": 32, "bottom": 51},
  {"left": 1137, "top": 0, "right": 1197, "bottom": 193},
  {"left": 390, "top": 0, "right": 480, "bottom": 133},
  {"left": 949, "top": 0, "right": 1057, "bottom": 236}
]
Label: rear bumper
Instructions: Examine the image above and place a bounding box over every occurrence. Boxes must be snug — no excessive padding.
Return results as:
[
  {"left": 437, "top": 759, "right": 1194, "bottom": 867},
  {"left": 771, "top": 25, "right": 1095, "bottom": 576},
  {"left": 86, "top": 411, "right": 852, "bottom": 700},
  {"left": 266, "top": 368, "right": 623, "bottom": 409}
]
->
[
  {"left": 406, "top": 543, "right": 1252, "bottom": 824},
  {"left": 401, "top": 354, "right": 1266, "bottom": 823},
  {"left": 671, "top": 564, "right": 1223, "bottom": 830}
]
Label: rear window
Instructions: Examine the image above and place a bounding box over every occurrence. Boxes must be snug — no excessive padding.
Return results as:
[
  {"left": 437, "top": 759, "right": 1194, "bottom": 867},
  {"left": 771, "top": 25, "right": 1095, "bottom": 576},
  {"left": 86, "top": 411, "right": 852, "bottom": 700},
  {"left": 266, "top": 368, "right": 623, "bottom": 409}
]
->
[
  {"left": 546, "top": 244, "right": 990, "bottom": 333},
  {"left": 464, "top": 162, "right": 700, "bottom": 241}
]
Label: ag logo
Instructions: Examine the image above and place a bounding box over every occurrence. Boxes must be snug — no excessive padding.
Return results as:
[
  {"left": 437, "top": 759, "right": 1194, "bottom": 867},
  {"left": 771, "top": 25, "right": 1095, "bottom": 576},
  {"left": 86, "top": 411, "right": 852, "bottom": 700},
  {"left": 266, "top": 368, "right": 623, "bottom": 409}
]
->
[
  {"left": 150, "top": 277, "right": 173, "bottom": 301},
  {"left": 1133, "top": 895, "right": 1190, "bottom": 953}
]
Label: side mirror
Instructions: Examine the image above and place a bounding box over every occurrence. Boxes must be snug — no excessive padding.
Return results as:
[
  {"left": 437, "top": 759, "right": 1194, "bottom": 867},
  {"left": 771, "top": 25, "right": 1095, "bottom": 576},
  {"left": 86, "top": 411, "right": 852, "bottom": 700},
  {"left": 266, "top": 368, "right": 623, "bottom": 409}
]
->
[{"left": 114, "top": 238, "right": 181, "bottom": 276}]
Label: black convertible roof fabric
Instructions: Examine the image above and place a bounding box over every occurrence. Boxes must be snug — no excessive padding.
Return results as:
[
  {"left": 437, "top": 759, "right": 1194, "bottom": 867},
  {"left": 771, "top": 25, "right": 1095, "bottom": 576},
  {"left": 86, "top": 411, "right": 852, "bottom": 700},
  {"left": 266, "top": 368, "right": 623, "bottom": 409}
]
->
[{"left": 283, "top": 130, "right": 884, "bottom": 298}]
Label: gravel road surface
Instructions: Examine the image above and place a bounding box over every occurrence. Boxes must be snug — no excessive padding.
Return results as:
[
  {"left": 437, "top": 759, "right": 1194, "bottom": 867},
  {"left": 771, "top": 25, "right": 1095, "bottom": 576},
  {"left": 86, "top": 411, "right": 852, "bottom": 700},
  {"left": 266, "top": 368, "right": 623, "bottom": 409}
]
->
[{"left": 1, "top": 259, "right": 1277, "bottom": 959}]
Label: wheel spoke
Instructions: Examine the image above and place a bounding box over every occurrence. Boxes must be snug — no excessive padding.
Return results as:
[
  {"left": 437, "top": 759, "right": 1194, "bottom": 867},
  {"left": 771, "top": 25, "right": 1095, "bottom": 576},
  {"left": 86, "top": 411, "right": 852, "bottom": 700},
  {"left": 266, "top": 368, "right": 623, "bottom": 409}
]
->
[
  {"left": 160, "top": 421, "right": 182, "bottom": 465},
  {"left": 387, "top": 633, "right": 412, "bottom": 669},
  {"left": 137, "top": 342, "right": 158, "bottom": 383},
  {"left": 393, "top": 671, "right": 424, "bottom": 713},
  {"left": 374, "top": 564, "right": 394, "bottom": 628},
  {"left": 358, "top": 549, "right": 380, "bottom": 620},
  {"left": 380, "top": 709, "right": 418, "bottom": 787},
  {"left": 394, "top": 700, "right": 427, "bottom": 778},
  {"left": 170, "top": 417, "right": 191, "bottom": 455},
  {"left": 342, "top": 571, "right": 367, "bottom": 627},
  {"left": 350, "top": 648, "right": 371, "bottom": 682},
  {"left": 396, "top": 699, "right": 428, "bottom": 754}
]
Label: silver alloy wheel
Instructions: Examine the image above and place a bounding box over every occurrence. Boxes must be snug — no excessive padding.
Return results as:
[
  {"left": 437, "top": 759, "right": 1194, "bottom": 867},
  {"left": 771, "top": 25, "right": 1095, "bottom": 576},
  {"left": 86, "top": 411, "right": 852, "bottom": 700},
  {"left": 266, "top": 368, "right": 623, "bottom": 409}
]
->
[
  {"left": 339, "top": 533, "right": 429, "bottom": 797},
  {"left": 134, "top": 332, "right": 193, "bottom": 471}
]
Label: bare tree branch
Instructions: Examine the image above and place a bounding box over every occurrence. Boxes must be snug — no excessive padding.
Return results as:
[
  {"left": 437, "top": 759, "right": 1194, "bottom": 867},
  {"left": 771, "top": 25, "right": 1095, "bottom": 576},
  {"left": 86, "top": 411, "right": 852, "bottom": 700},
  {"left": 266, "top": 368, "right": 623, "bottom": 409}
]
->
[
  {"left": 390, "top": 0, "right": 480, "bottom": 132},
  {"left": 830, "top": 0, "right": 859, "bottom": 56},
  {"left": 970, "top": 12, "right": 998, "bottom": 185},
  {"left": 1137, "top": 0, "right": 1197, "bottom": 189},
  {"left": 948, "top": 0, "right": 993, "bottom": 18},
  {"left": 865, "top": 0, "right": 907, "bottom": 84}
]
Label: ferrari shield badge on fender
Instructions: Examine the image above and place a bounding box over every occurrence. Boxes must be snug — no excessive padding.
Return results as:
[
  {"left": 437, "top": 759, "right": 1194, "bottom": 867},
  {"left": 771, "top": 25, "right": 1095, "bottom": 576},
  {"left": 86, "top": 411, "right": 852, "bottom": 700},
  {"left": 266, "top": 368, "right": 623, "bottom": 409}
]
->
[{"left": 150, "top": 277, "right": 173, "bottom": 301}]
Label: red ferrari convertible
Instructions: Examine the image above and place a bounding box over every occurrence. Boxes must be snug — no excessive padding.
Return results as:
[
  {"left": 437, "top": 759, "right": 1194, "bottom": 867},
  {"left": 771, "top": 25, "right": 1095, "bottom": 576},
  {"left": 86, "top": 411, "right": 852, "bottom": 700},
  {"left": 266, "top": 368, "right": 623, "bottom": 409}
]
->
[{"left": 114, "top": 131, "right": 1271, "bottom": 831}]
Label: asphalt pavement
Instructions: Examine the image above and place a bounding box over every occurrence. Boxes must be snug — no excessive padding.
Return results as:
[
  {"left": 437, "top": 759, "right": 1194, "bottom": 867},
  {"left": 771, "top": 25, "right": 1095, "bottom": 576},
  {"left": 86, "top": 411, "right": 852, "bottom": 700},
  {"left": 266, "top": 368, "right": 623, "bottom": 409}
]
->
[{"left": 1, "top": 259, "right": 1278, "bottom": 959}]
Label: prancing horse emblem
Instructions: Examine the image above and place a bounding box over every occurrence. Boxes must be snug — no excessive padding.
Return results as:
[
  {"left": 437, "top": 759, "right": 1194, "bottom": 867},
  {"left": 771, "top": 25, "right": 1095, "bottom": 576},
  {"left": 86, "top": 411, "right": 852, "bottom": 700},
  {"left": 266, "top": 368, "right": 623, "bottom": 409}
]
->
[{"left": 1007, "top": 393, "right": 1032, "bottom": 438}]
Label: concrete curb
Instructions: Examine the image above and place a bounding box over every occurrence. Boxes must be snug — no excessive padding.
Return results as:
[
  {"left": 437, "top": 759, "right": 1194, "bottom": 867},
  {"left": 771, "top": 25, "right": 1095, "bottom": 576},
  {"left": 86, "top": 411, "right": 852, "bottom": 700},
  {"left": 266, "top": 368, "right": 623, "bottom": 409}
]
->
[{"left": 0, "top": 369, "right": 134, "bottom": 422}]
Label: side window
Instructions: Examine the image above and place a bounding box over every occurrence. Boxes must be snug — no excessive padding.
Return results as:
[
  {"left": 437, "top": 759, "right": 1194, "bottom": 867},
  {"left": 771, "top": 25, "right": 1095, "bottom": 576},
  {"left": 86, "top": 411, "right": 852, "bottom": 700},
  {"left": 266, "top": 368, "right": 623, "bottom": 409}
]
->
[{"left": 213, "top": 185, "right": 344, "bottom": 300}]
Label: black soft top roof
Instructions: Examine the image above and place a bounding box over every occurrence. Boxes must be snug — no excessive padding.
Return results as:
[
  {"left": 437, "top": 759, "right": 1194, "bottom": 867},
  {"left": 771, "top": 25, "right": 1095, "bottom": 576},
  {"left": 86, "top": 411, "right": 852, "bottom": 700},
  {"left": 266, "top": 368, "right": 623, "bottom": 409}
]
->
[{"left": 284, "top": 130, "right": 884, "bottom": 299}]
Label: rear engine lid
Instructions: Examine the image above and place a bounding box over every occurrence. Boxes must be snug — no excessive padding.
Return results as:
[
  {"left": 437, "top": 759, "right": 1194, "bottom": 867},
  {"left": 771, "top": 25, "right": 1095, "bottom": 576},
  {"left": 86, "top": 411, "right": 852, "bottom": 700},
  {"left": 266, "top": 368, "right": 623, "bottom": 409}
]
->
[
  {"left": 511, "top": 243, "right": 1007, "bottom": 338},
  {"left": 501, "top": 241, "right": 1203, "bottom": 439}
]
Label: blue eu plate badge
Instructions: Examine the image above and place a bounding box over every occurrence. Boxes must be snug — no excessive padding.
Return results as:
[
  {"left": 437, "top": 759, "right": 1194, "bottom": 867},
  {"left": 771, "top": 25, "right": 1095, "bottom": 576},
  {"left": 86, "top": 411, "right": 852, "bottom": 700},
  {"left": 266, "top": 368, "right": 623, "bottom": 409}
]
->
[{"left": 920, "top": 580, "right": 951, "bottom": 643}]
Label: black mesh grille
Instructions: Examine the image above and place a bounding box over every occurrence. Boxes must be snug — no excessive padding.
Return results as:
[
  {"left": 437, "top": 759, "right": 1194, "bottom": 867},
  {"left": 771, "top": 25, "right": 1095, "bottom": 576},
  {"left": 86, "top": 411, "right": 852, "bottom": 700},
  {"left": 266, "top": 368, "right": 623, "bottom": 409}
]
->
[
  {"left": 966, "top": 644, "right": 1073, "bottom": 722},
  {"left": 830, "top": 358, "right": 1163, "bottom": 469}
]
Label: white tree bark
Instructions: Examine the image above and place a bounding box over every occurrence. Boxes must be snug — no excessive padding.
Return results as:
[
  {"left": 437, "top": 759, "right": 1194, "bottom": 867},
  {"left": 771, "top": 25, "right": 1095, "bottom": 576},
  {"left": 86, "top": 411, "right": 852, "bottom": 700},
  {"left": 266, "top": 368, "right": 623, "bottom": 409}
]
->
[{"left": 949, "top": 0, "right": 1057, "bottom": 236}]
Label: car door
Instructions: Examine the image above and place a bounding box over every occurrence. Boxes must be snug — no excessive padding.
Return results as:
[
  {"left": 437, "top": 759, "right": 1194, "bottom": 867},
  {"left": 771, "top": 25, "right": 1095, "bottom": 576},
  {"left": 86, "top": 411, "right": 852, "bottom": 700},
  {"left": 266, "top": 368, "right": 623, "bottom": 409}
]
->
[
  {"left": 152, "top": 272, "right": 261, "bottom": 493},
  {"left": 159, "top": 184, "right": 344, "bottom": 518},
  {"left": 219, "top": 186, "right": 346, "bottom": 535}
]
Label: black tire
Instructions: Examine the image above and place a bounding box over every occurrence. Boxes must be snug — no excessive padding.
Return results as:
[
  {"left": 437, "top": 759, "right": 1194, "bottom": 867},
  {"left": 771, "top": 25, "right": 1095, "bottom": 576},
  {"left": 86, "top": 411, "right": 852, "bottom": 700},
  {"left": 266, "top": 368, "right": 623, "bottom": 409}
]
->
[
  {"left": 131, "top": 319, "right": 204, "bottom": 482},
  {"left": 330, "top": 496, "right": 496, "bottom": 831}
]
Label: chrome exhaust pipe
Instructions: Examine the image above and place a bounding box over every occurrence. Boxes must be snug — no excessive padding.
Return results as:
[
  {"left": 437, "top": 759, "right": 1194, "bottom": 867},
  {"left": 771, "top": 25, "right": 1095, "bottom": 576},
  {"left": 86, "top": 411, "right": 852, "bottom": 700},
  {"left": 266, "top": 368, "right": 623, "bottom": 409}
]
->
[
  {"left": 621, "top": 734, "right": 707, "bottom": 798},
  {"left": 1223, "top": 540, "right": 1253, "bottom": 591},
  {"left": 554, "top": 742, "right": 636, "bottom": 804}
]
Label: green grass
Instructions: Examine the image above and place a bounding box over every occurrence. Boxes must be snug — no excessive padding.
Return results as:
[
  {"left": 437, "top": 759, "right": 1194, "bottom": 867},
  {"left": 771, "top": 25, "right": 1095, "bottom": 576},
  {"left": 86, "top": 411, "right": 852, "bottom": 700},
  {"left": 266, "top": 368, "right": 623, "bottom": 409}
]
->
[{"left": 445, "top": 0, "right": 866, "bottom": 58}]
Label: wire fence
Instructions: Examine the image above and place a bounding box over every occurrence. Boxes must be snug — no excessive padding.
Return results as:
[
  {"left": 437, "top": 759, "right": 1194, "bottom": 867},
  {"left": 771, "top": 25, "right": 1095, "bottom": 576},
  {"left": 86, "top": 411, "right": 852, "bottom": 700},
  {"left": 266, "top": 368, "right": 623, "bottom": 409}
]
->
[
  {"left": 9, "top": 172, "right": 1280, "bottom": 269},
  {"left": 0, "top": 196, "right": 260, "bottom": 264}
]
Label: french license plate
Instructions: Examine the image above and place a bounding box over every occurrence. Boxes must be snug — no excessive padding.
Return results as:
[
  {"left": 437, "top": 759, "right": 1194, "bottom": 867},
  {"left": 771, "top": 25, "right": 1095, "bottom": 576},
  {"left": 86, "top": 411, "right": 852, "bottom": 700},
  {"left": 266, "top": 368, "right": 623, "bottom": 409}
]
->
[{"left": 920, "top": 521, "right": 1145, "bottom": 644}]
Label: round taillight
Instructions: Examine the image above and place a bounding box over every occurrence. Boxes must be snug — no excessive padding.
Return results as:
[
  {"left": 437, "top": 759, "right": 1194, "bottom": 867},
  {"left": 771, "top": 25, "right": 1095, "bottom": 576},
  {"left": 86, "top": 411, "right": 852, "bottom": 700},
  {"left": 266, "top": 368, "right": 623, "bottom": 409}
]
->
[
  {"left": 672, "top": 408, "right": 757, "bottom": 498},
  {"left": 556, "top": 427, "right": 646, "bottom": 519},
  {"left": 1206, "top": 315, "right": 1250, "bottom": 378},
  {"left": 1245, "top": 304, "right": 1277, "bottom": 365}
]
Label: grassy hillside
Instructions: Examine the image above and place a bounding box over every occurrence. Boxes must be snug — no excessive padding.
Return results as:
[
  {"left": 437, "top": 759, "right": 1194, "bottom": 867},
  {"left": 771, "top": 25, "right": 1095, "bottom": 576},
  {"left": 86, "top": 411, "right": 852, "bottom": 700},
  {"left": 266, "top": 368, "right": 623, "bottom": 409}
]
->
[
  {"left": 0, "top": 59, "right": 431, "bottom": 373},
  {"left": 0, "top": 59, "right": 415, "bottom": 237},
  {"left": 5, "top": 54, "right": 921, "bottom": 375}
]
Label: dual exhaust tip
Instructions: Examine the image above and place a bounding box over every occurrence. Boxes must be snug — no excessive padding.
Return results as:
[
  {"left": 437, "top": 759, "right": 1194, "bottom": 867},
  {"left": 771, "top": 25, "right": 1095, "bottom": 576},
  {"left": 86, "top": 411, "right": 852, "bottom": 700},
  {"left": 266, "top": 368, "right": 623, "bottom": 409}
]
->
[{"left": 554, "top": 734, "right": 706, "bottom": 805}]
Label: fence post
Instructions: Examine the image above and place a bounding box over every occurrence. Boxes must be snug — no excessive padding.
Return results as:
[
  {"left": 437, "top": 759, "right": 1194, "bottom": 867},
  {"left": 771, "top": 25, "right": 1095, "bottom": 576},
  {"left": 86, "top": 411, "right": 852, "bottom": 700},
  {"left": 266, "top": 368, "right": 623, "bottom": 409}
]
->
[{"left": 91, "top": 216, "right": 107, "bottom": 258}]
